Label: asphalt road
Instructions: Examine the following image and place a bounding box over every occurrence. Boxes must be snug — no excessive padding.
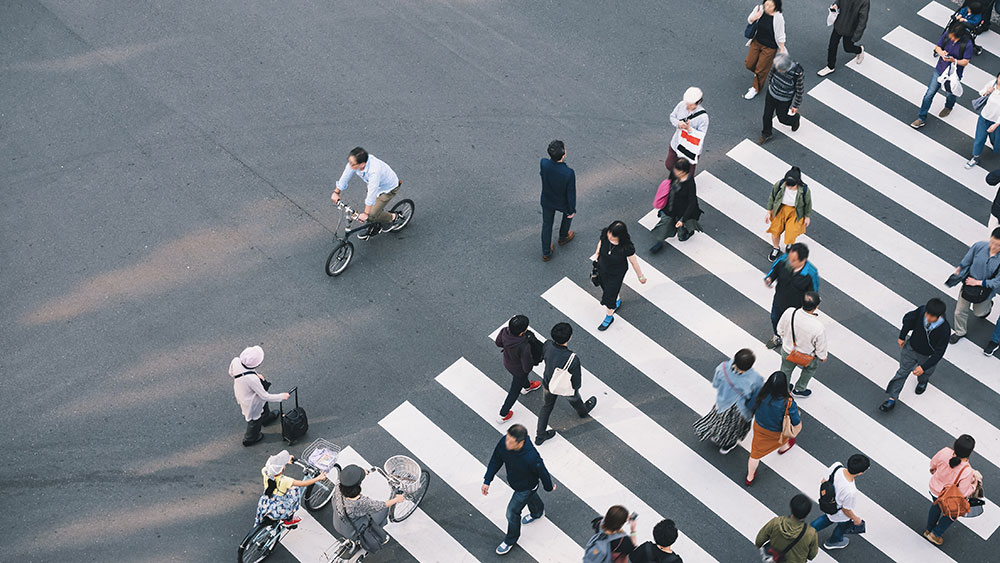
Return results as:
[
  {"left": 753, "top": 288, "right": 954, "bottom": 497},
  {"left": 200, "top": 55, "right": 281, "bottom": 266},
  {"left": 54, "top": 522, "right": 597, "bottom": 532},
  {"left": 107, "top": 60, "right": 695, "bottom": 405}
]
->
[{"left": 3, "top": 0, "right": 998, "bottom": 562}]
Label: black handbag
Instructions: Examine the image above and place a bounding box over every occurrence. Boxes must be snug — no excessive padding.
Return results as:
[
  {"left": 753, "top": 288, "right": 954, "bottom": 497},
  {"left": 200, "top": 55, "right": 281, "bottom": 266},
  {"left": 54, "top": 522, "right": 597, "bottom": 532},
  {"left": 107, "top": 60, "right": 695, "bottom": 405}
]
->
[
  {"left": 590, "top": 261, "right": 602, "bottom": 287},
  {"left": 960, "top": 262, "right": 1000, "bottom": 304},
  {"left": 745, "top": 20, "right": 758, "bottom": 39}
]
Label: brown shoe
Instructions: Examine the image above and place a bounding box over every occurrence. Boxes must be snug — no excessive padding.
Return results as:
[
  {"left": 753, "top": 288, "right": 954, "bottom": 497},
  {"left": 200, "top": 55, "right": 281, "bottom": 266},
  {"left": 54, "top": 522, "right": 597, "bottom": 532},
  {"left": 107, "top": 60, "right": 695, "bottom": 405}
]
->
[
  {"left": 923, "top": 531, "right": 943, "bottom": 546},
  {"left": 756, "top": 134, "right": 772, "bottom": 145},
  {"left": 558, "top": 230, "right": 575, "bottom": 246},
  {"left": 938, "top": 107, "right": 952, "bottom": 118},
  {"left": 542, "top": 244, "right": 554, "bottom": 262}
]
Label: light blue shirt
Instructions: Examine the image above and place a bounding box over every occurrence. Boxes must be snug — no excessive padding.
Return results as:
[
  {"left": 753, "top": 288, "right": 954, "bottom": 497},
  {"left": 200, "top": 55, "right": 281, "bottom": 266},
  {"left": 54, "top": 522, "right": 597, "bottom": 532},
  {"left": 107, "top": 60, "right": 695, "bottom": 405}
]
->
[
  {"left": 711, "top": 361, "right": 764, "bottom": 420},
  {"left": 958, "top": 241, "right": 1000, "bottom": 293},
  {"left": 924, "top": 317, "right": 945, "bottom": 334},
  {"left": 335, "top": 154, "right": 400, "bottom": 206}
]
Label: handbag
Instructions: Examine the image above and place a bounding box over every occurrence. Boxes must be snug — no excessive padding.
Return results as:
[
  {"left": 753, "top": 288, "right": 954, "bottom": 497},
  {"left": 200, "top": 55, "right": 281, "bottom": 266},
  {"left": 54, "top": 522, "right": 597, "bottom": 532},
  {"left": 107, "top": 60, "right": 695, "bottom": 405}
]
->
[
  {"left": 745, "top": 20, "right": 759, "bottom": 39},
  {"left": 938, "top": 62, "right": 964, "bottom": 97},
  {"left": 826, "top": 5, "right": 838, "bottom": 27},
  {"left": 972, "top": 93, "right": 990, "bottom": 114},
  {"left": 960, "top": 261, "right": 1000, "bottom": 304},
  {"left": 780, "top": 399, "right": 801, "bottom": 441},
  {"left": 653, "top": 179, "right": 672, "bottom": 210},
  {"left": 590, "top": 261, "right": 602, "bottom": 287},
  {"left": 785, "top": 309, "right": 815, "bottom": 367},
  {"left": 675, "top": 109, "right": 708, "bottom": 163},
  {"left": 548, "top": 353, "right": 577, "bottom": 397},
  {"left": 759, "top": 520, "right": 807, "bottom": 562}
]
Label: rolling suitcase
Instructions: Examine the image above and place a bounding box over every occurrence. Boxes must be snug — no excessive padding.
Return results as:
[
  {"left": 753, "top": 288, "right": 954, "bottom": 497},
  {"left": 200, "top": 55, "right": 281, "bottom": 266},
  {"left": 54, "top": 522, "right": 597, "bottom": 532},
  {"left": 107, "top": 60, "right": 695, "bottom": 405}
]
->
[{"left": 280, "top": 387, "right": 308, "bottom": 445}]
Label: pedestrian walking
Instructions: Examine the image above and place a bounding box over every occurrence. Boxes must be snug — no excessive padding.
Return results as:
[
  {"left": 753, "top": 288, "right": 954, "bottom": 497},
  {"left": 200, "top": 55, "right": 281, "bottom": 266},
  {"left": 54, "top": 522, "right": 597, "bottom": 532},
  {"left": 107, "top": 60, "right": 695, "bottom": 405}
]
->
[
  {"left": 811, "top": 454, "right": 869, "bottom": 551},
  {"left": 911, "top": 22, "right": 974, "bottom": 129},
  {"left": 746, "top": 371, "right": 802, "bottom": 486},
  {"left": 744, "top": 0, "right": 787, "bottom": 100},
  {"left": 817, "top": 0, "right": 869, "bottom": 77},
  {"left": 765, "top": 166, "right": 812, "bottom": 261},
  {"left": 693, "top": 349, "right": 764, "bottom": 455},
  {"left": 925, "top": 434, "right": 981, "bottom": 545},
  {"left": 495, "top": 315, "right": 542, "bottom": 423},
  {"left": 777, "top": 292, "right": 828, "bottom": 398},
  {"left": 986, "top": 168, "right": 1000, "bottom": 233},
  {"left": 758, "top": 52, "right": 804, "bottom": 145},
  {"left": 666, "top": 87, "right": 709, "bottom": 175},
  {"left": 630, "top": 519, "right": 683, "bottom": 563},
  {"left": 595, "top": 221, "right": 647, "bottom": 331},
  {"left": 949, "top": 228, "right": 1000, "bottom": 344},
  {"left": 535, "top": 322, "right": 597, "bottom": 445},
  {"left": 755, "top": 494, "right": 819, "bottom": 563},
  {"left": 230, "top": 345, "right": 290, "bottom": 446},
  {"left": 584, "top": 505, "right": 636, "bottom": 562},
  {"left": 649, "top": 158, "right": 703, "bottom": 252},
  {"left": 965, "top": 72, "right": 1000, "bottom": 168},
  {"left": 483, "top": 424, "right": 556, "bottom": 556},
  {"left": 540, "top": 140, "right": 576, "bottom": 262},
  {"left": 765, "top": 242, "right": 820, "bottom": 349},
  {"left": 880, "top": 298, "right": 950, "bottom": 412}
]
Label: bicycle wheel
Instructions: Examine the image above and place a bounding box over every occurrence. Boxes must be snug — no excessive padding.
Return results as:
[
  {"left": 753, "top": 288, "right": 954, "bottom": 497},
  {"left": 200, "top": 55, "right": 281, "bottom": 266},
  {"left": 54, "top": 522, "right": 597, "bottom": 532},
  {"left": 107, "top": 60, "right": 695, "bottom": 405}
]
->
[
  {"left": 388, "top": 199, "right": 415, "bottom": 231},
  {"left": 389, "top": 471, "right": 430, "bottom": 522},
  {"left": 303, "top": 477, "right": 335, "bottom": 510},
  {"left": 237, "top": 523, "right": 278, "bottom": 563},
  {"left": 325, "top": 241, "right": 354, "bottom": 276}
]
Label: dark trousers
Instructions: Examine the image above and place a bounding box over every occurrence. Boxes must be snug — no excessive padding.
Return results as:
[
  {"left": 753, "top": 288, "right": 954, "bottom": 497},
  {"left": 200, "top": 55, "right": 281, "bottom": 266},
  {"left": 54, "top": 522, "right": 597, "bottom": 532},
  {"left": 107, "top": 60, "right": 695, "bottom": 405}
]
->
[
  {"left": 504, "top": 487, "right": 544, "bottom": 544},
  {"left": 541, "top": 206, "right": 572, "bottom": 256},
  {"left": 810, "top": 514, "right": 852, "bottom": 544},
  {"left": 926, "top": 496, "right": 957, "bottom": 537},
  {"left": 500, "top": 372, "right": 531, "bottom": 417},
  {"left": 242, "top": 403, "right": 274, "bottom": 445},
  {"left": 884, "top": 341, "right": 937, "bottom": 398},
  {"left": 762, "top": 92, "right": 800, "bottom": 136},
  {"left": 827, "top": 29, "right": 862, "bottom": 69},
  {"left": 770, "top": 301, "right": 787, "bottom": 335},
  {"left": 536, "top": 389, "right": 587, "bottom": 437},
  {"left": 665, "top": 146, "right": 697, "bottom": 176}
]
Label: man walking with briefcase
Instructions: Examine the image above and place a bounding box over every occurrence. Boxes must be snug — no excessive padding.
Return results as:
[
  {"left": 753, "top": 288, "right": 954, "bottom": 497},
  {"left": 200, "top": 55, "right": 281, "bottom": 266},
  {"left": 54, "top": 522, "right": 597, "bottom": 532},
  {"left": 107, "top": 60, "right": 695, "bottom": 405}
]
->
[{"left": 534, "top": 322, "right": 596, "bottom": 446}]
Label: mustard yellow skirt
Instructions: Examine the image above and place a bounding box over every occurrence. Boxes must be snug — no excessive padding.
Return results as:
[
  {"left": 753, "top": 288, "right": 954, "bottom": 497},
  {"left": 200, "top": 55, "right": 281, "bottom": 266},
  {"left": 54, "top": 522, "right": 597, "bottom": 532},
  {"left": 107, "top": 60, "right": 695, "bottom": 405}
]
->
[{"left": 766, "top": 204, "right": 806, "bottom": 245}]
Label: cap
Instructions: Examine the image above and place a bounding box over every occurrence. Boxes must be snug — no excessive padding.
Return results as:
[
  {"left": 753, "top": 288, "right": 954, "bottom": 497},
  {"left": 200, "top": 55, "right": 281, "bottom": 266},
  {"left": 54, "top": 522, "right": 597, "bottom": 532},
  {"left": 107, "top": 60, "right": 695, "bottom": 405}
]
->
[
  {"left": 264, "top": 450, "right": 292, "bottom": 477},
  {"left": 683, "top": 87, "right": 703, "bottom": 105},
  {"left": 339, "top": 464, "right": 366, "bottom": 487},
  {"left": 240, "top": 345, "right": 264, "bottom": 369}
]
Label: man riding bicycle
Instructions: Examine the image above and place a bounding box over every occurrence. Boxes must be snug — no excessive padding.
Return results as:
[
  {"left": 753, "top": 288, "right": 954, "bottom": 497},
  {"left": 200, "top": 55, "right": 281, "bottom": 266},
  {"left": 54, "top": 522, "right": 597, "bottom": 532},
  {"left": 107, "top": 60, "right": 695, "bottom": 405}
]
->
[{"left": 331, "top": 147, "right": 405, "bottom": 239}]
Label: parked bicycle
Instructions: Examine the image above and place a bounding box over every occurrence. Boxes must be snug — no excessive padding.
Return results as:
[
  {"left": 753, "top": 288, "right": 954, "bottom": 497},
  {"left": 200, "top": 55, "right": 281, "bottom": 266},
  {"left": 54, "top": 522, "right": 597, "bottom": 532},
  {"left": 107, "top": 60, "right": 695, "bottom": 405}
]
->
[{"left": 325, "top": 198, "right": 415, "bottom": 276}]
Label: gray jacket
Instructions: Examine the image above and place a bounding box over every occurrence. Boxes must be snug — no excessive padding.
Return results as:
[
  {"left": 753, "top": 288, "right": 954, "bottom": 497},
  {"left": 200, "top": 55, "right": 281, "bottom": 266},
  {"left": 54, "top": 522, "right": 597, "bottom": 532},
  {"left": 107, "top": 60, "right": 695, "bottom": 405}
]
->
[{"left": 833, "top": 0, "right": 869, "bottom": 42}]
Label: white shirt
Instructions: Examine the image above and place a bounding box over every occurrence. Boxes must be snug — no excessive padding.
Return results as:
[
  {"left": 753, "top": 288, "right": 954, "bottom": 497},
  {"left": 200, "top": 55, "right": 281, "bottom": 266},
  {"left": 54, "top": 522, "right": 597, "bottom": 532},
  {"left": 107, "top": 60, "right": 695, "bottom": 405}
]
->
[
  {"left": 230, "top": 357, "right": 286, "bottom": 421},
  {"left": 781, "top": 186, "right": 798, "bottom": 207},
  {"left": 777, "top": 308, "right": 829, "bottom": 360},
  {"left": 826, "top": 463, "right": 858, "bottom": 523},
  {"left": 335, "top": 154, "right": 400, "bottom": 206},
  {"left": 980, "top": 80, "right": 1000, "bottom": 123},
  {"left": 668, "top": 101, "right": 709, "bottom": 152}
]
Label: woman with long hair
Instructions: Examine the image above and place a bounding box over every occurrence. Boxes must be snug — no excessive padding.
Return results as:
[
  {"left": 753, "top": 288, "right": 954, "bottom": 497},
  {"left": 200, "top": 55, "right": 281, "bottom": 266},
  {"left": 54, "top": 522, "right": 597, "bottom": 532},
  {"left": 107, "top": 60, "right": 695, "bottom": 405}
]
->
[
  {"left": 925, "top": 434, "right": 981, "bottom": 545},
  {"left": 594, "top": 221, "right": 646, "bottom": 331},
  {"left": 746, "top": 371, "right": 801, "bottom": 485}
]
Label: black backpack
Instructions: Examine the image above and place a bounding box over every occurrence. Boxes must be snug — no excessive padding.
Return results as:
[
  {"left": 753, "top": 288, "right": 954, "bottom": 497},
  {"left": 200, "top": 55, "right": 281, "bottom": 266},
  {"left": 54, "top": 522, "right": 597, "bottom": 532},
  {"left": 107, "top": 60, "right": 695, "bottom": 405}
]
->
[
  {"left": 818, "top": 465, "right": 843, "bottom": 515},
  {"left": 280, "top": 387, "right": 309, "bottom": 445},
  {"left": 525, "top": 331, "right": 544, "bottom": 366}
]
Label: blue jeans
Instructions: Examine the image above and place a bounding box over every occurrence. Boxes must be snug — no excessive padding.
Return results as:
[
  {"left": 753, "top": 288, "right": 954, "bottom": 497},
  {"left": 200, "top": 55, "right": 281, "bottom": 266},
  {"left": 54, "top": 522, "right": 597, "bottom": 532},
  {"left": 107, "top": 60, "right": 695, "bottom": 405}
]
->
[
  {"left": 973, "top": 116, "right": 999, "bottom": 158},
  {"left": 991, "top": 318, "right": 1000, "bottom": 345},
  {"left": 504, "top": 487, "right": 543, "bottom": 544},
  {"left": 810, "top": 514, "right": 852, "bottom": 544},
  {"left": 926, "top": 496, "right": 957, "bottom": 537},
  {"left": 541, "top": 206, "right": 572, "bottom": 256},
  {"left": 918, "top": 69, "right": 957, "bottom": 121}
]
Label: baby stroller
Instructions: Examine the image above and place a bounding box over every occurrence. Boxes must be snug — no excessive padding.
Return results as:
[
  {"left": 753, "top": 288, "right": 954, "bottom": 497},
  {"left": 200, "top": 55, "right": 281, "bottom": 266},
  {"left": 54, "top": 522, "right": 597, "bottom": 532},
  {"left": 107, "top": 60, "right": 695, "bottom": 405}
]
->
[{"left": 950, "top": 0, "right": 995, "bottom": 56}]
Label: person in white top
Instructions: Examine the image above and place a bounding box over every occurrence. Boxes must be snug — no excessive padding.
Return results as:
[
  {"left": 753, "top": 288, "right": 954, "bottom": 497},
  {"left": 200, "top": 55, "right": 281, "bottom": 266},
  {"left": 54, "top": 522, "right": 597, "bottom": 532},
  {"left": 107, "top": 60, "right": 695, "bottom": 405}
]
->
[
  {"left": 230, "top": 345, "right": 290, "bottom": 446},
  {"left": 331, "top": 147, "right": 404, "bottom": 238},
  {"left": 966, "top": 73, "right": 1000, "bottom": 168},
  {"left": 777, "top": 292, "right": 828, "bottom": 398},
  {"left": 810, "top": 454, "right": 869, "bottom": 551},
  {"left": 666, "top": 87, "right": 709, "bottom": 176}
]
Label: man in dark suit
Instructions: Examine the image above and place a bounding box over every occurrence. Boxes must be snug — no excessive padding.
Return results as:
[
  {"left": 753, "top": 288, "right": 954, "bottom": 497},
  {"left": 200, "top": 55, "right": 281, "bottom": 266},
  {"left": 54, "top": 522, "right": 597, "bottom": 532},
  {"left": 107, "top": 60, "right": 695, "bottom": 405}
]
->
[{"left": 539, "top": 140, "right": 576, "bottom": 262}]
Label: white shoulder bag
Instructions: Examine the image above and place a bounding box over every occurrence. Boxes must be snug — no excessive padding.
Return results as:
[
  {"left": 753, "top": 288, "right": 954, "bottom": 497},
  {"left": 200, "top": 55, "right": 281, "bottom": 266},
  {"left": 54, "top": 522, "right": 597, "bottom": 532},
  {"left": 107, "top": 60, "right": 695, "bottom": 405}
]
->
[
  {"left": 938, "top": 62, "right": 964, "bottom": 97},
  {"left": 548, "top": 353, "right": 577, "bottom": 397}
]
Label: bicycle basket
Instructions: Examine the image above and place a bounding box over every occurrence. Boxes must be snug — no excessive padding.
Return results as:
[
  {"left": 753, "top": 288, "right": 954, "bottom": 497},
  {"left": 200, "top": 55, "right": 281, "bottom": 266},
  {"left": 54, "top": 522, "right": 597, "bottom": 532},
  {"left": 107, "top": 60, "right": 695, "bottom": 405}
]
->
[
  {"left": 383, "top": 455, "right": 422, "bottom": 494},
  {"left": 302, "top": 438, "right": 342, "bottom": 473}
]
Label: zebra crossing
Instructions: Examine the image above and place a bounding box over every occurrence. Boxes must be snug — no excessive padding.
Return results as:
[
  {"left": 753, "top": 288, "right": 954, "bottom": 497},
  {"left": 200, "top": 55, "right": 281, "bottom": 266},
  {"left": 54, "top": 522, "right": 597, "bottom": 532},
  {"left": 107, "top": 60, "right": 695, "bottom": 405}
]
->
[{"left": 266, "top": 2, "right": 1000, "bottom": 561}]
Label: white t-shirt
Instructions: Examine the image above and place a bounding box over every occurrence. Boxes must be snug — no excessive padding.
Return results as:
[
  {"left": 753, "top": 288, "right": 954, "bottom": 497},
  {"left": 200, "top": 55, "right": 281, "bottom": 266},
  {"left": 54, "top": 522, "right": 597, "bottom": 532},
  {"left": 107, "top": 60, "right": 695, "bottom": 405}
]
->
[
  {"left": 781, "top": 186, "right": 798, "bottom": 207},
  {"left": 827, "top": 463, "right": 858, "bottom": 523}
]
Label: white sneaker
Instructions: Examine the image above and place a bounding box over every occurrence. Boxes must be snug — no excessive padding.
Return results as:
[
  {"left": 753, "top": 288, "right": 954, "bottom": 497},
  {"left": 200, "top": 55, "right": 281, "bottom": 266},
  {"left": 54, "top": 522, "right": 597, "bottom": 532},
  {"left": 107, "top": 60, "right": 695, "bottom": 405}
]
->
[
  {"left": 816, "top": 66, "right": 835, "bottom": 77},
  {"left": 744, "top": 87, "right": 758, "bottom": 100},
  {"left": 965, "top": 157, "right": 980, "bottom": 169},
  {"left": 719, "top": 443, "right": 738, "bottom": 455},
  {"left": 854, "top": 46, "right": 865, "bottom": 64}
]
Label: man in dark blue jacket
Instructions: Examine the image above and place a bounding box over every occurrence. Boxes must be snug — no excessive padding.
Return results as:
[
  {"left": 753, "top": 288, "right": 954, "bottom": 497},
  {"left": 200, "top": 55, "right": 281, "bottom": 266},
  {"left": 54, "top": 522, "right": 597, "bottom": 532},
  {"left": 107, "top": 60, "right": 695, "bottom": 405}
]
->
[
  {"left": 880, "top": 298, "right": 951, "bottom": 412},
  {"left": 540, "top": 140, "right": 576, "bottom": 262},
  {"left": 482, "top": 424, "right": 555, "bottom": 556},
  {"left": 764, "top": 243, "right": 820, "bottom": 348}
]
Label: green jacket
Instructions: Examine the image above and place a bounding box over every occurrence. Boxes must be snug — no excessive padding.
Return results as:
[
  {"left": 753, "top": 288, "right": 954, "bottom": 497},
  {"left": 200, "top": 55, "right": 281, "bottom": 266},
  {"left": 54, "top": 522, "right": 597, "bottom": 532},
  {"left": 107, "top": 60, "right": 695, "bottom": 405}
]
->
[
  {"left": 766, "top": 180, "right": 812, "bottom": 221},
  {"left": 755, "top": 516, "right": 818, "bottom": 563}
]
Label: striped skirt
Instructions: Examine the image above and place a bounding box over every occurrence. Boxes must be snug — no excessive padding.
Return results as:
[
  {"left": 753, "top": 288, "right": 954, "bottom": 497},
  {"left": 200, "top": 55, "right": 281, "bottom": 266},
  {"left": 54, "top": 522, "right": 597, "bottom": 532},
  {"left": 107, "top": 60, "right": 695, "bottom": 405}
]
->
[{"left": 693, "top": 403, "right": 752, "bottom": 449}]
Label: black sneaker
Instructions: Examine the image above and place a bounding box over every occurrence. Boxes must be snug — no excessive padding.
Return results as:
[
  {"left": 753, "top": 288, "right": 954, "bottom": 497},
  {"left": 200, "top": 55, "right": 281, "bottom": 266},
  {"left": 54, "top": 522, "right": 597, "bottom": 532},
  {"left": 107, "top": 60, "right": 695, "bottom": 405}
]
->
[
  {"left": 949, "top": 333, "right": 962, "bottom": 344},
  {"left": 879, "top": 399, "right": 896, "bottom": 412},
  {"left": 535, "top": 429, "right": 556, "bottom": 446},
  {"left": 915, "top": 382, "right": 928, "bottom": 395},
  {"left": 766, "top": 335, "right": 782, "bottom": 349},
  {"left": 580, "top": 396, "right": 597, "bottom": 418},
  {"left": 791, "top": 388, "right": 812, "bottom": 398},
  {"left": 985, "top": 341, "right": 999, "bottom": 356},
  {"left": 242, "top": 433, "right": 265, "bottom": 447},
  {"left": 791, "top": 115, "right": 801, "bottom": 132},
  {"left": 768, "top": 247, "right": 781, "bottom": 261}
]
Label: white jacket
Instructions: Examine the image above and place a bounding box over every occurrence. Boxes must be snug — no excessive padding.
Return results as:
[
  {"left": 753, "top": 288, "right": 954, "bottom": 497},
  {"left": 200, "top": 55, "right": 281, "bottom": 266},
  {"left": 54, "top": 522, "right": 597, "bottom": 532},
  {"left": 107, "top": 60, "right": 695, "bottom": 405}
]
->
[
  {"left": 230, "top": 357, "right": 286, "bottom": 421},
  {"left": 747, "top": 6, "right": 786, "bottom": 45},
  {"left": 777, "top": 308, "right": 828, "bottom": 360}
]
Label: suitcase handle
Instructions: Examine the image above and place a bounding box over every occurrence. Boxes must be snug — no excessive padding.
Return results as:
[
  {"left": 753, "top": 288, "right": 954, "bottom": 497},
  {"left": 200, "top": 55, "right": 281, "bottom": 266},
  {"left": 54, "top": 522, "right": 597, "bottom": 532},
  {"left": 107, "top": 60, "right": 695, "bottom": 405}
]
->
[{"left": 279, "top": 387, "right": 299, "bottom": 414}]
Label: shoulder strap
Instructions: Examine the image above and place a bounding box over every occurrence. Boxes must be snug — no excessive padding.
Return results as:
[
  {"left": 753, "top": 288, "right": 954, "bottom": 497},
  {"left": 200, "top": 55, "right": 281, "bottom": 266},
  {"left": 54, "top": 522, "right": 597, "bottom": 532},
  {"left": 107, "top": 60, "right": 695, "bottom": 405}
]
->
[
  {"left": 989, "top": 259, "right": 1000, "bottom": 280},
  {"left": 781, "top": 522, "right": 809, "bottom": 555},
  {"left": 721, "top": 362, "right": 745, "bottom": 399},
  {"left": 952, "top": 465, "right": 969, "bottom": 486},
  {"left": 562, "top": 352, "right": 576, "bottom": 371},
  {"left": 790, "top": 308, "right": 798, "bottom": 347},
  {"left": 684, "top": 109, "right": 707, "bottom": 121},
  {"left": 828, "top": 464, "right": 843, "bottom": 483},
  {"left": 234, "top": 370, "right": 257, "bottom": 379}
]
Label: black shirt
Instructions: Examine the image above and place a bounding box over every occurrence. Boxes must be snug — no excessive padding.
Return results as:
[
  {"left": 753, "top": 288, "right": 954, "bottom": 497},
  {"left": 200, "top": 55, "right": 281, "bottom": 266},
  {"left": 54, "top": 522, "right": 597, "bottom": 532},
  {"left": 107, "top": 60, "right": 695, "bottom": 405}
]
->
[
  {"left": 755, "top": 13, "right": 777, "bottom": 48},
  {"left": 597, "top": 236, "right": 635, "bottom": 276},
  {"left": 628, "top": 541, "right": 683, "bottom": 563}
]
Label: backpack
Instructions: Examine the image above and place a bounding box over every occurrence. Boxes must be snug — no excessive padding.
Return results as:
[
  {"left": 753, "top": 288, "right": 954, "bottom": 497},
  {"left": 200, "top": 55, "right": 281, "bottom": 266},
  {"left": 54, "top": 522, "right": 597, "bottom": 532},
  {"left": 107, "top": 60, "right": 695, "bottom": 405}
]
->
[
  {"left": 934, "top": 466, "right": 972, "bottom": 519},
  {"left": 525, "top": 330, "right": 544, "bottom": 366},
  {"left": 583, "top": 529, "right": 628, "bottom": 563},
  {"left": 818, "top": 465, "right": 843, "bottom": 515}
]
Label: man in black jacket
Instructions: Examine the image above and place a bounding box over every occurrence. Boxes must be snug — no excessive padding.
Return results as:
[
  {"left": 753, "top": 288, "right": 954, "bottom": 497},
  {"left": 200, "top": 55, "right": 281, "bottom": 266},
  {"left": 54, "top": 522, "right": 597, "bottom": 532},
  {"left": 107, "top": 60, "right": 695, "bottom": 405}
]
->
[
  {"left": 535, "top": 322, "right": 597, "bottom": 445},
  {"left": 539, "top": 140, "right": 576, "bottom": 262},
  {"left": 482, "top": 424, "right": 556, "bottom": 556},
  {"left": 765, "top": 243, "right": 820, "bottom": 348},
  {"left": 817, "top": 0, "right": 869, "bottom": 76},
  {"left": 880, "top": 298, "right": 951, "bottom": 412}
]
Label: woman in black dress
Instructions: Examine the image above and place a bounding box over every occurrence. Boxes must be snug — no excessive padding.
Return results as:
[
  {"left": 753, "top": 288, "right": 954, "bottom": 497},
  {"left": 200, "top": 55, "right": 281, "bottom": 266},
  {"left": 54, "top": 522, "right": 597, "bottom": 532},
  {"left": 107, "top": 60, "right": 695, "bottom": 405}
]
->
[{"left": 595, "top": 221, "right": 647, "bottom": 331}]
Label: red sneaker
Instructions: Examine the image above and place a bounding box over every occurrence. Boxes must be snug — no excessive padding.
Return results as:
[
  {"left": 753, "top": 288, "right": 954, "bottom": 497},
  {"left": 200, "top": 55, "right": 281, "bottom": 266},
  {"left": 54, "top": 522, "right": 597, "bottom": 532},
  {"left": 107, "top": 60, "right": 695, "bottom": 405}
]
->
[
  {"left": 521, "top": 381, "right": 542, "bottom": 395},
  {"left": 497, "top": 411, "right": 514, "bottom": 424},
  {"left": 283, "top": 517, "right": 302, "bottom": 526}
]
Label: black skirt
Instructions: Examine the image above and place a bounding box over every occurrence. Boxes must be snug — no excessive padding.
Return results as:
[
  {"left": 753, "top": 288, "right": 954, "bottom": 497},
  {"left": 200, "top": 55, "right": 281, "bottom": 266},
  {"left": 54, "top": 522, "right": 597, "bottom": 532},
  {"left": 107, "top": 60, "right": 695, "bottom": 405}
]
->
[{"left": 599, "top": 269, "right": 627, "bottom": 309}]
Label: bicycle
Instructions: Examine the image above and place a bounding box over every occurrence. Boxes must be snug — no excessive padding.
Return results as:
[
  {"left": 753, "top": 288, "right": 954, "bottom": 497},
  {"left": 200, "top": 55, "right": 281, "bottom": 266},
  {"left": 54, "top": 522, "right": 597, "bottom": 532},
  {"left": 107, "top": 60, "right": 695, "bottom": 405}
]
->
[
  {"left": 325, "top": 198, "right": 415, "bottom": 276},
  {"left": 237, "top": 439, "right": 343, "bottom": 563},
  {"left": 322, "top": 454, "right": 431, "bottom": 563}
]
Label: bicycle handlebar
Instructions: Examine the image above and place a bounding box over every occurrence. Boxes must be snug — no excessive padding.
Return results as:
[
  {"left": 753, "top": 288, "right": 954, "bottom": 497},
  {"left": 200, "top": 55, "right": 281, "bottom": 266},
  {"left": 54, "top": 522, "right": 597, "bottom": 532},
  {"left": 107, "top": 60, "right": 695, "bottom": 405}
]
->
[{"left": 334, "top": 200, "right": 360, "bottom": 221}]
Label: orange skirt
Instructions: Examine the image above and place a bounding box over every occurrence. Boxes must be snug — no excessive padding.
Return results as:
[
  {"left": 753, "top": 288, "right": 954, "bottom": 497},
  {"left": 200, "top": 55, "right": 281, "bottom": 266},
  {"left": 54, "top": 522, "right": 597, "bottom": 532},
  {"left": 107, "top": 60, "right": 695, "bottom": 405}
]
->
[
  {"left": 766, "top": 204, "right": 806, "bottom": 245},
  {"left": 750, "top": 421, "right": 788, "bottom": 459}
]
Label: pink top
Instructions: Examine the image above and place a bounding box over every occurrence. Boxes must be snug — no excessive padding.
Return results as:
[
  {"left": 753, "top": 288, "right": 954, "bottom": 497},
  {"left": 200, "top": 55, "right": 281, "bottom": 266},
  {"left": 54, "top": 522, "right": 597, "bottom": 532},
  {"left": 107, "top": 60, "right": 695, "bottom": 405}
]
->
[{"left": 929, "top": 447, "right": 976, "bottom": 497}]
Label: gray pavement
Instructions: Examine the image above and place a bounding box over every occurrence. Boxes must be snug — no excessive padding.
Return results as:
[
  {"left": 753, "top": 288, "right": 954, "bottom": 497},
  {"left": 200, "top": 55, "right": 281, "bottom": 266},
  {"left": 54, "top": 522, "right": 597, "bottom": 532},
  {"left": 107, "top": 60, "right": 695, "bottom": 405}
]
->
[{"left": 3, "top": 0, "right": 999, "bottom": 561}]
